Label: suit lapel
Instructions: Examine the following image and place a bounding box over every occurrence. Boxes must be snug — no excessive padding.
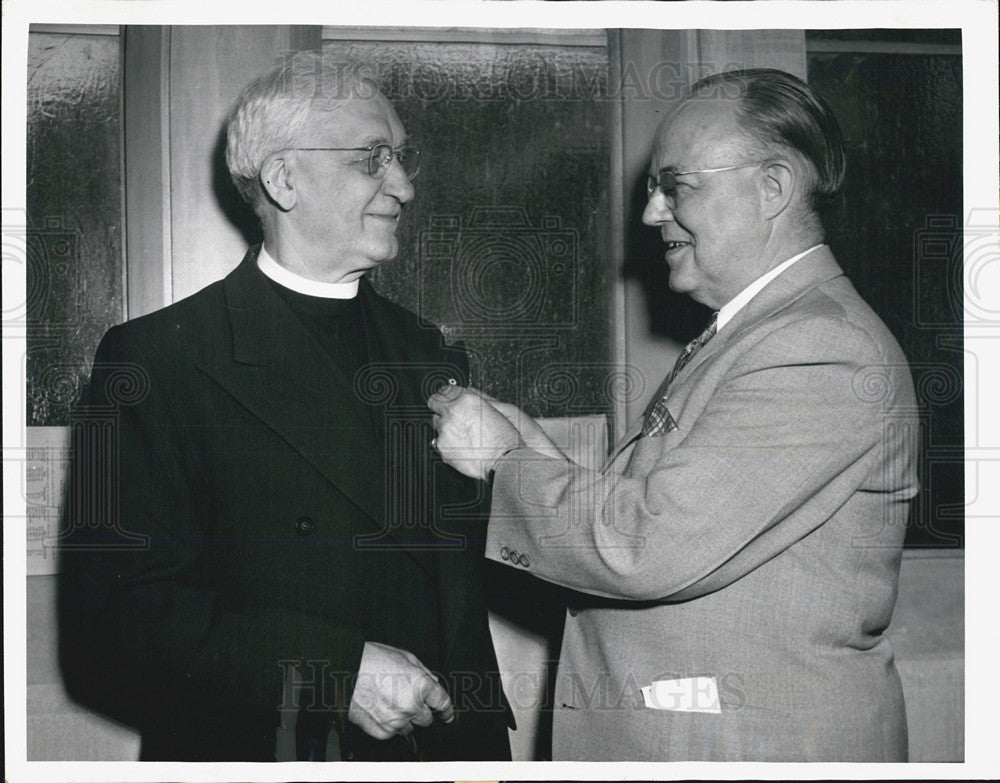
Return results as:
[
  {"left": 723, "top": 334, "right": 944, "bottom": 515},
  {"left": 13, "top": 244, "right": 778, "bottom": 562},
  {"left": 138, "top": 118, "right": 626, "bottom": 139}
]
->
[
  {"left": 604, "top": 247, "right": 845, "bottom": 469},
  {"left": 357, "top": 279, "right": 468, "bottom": 404},
  {"left": 356, "top": 284, "right": 477, "bottom": 557},
  {"left": 725, "top": 245, "right": 844, "bottom": 335},
  {"left": 359, "top": 284, "right": 491, "bottom": 661},
  {"left": 664, "top": 246, "right": 846, "bottom": 387},
  {"left": 195, "top": 250, "right": 437, "bottom": 566}
]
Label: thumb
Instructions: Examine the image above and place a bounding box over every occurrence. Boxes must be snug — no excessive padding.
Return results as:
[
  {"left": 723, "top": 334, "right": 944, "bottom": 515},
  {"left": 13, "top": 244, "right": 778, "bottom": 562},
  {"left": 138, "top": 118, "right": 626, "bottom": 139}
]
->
[
  {"left": 419, "top": 675, "right": 455, "bottom": 723},
  {"left": 434, "top": 381, "right": 463, "bottom": 402},
  {"left": 428, "top": 383, "right": 462, "bottom": 413}
]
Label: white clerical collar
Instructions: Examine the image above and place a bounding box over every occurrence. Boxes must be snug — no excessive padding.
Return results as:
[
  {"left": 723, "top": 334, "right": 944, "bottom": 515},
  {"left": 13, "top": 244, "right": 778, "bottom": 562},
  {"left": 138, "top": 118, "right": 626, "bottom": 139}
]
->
[
  {"left": 716, "top": 244, "right": 824, "bottom": 331},
  {"left": 256, "top": 246, "right": 360, "bottom": 299}
]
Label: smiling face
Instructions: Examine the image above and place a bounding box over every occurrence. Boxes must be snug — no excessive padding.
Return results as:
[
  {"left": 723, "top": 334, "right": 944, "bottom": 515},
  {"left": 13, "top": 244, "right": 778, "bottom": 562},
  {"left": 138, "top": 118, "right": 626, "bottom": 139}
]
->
[
  {"left": 282, "top": 92, "right": 414, "bottom": 281},
  {"left": 641, "top": 98, "right": 773, "bottom": 310}
]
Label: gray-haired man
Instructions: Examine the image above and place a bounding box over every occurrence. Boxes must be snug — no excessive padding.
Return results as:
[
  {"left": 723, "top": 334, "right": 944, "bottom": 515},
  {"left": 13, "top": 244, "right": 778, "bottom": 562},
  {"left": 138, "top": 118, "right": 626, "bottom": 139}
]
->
[{"left": 60, "top": 52, "right": 511, "bottom": 762}]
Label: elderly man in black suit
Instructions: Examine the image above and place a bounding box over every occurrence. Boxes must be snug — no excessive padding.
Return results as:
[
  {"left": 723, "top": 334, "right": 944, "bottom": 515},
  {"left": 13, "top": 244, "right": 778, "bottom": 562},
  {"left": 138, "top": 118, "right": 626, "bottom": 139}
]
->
[{"left": 58, "top": 52, "right": 510, "bottom": 762}]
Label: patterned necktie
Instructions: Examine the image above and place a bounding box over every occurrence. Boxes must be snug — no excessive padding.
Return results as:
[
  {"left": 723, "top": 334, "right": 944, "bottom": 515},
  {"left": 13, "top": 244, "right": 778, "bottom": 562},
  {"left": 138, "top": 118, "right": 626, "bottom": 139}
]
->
[{"left": 642, "top": 312, "right": 718, "bottom": 437}]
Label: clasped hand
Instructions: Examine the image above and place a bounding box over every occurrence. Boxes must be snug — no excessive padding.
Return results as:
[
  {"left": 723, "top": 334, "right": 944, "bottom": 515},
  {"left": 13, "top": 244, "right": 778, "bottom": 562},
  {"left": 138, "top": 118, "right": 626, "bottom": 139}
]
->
[{"left": 347, "top": 641, "right": 454, "bottom": 740}]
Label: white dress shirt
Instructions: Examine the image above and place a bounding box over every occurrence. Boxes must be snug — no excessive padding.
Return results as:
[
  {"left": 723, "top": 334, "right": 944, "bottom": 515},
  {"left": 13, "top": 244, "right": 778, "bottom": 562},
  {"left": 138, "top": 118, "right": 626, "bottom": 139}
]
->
[{"left": 716, "top": 244, "right": 824, "bottom": 332}]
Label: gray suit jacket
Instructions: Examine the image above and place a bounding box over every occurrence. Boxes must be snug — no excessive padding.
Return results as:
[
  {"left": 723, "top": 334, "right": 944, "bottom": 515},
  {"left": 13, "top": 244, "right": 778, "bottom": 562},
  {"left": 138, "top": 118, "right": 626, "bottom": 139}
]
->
[{"left": 486, "top": 247, "right": 918, "bottom": 761}]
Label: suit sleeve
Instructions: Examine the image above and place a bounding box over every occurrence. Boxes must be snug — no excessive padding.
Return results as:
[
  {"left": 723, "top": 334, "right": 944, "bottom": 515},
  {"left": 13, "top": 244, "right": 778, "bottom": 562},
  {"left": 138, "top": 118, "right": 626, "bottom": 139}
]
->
[
  {"left": 58, "top": 325, "right": 366, "bottom": 724},
  {"left": 431, "top": 336, "right": 492, "bottom": 542},
  {"left": 486, "top": 315, "right": 912, "bottom": 602}
]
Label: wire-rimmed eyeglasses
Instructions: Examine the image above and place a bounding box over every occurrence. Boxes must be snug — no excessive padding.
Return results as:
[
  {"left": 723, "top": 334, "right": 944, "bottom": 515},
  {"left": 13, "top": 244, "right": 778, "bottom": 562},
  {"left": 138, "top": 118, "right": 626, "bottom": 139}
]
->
[
  {"left": 646, "top": 161, "right": 767, "bottom": 199},
  {"left": 291, "top": 143, "right": 420, "bottom": 180}
]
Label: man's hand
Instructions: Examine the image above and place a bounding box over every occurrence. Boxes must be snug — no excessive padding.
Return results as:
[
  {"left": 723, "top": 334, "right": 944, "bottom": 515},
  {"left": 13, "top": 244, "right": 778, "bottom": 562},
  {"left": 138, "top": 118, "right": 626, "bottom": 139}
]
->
[
  {"left": 428, "top": 385, "right": 523, "bottom": 481},
  {"left": 478, "top": 394, "right": 566, "bottom": 460},
  {"left": 347, "top": 641, "right": 454, "bottom": 740}
]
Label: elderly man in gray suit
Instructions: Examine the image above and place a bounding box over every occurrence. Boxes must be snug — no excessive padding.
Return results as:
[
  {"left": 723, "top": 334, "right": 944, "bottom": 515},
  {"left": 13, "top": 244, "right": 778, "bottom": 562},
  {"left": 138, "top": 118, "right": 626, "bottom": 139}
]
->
[{"left": 429, "top": 68, "right": 918, "bottom": 761}]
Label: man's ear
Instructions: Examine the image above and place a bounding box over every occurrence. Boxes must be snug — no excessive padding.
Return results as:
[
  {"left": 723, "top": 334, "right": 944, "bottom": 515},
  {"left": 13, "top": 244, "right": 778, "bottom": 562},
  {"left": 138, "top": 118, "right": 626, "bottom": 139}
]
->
[
  {"left": 259, "top": 153, "right": 296, "bottom": 212},
  {"left": 759, "top": 159, "right": 796, "bottom": 220}
]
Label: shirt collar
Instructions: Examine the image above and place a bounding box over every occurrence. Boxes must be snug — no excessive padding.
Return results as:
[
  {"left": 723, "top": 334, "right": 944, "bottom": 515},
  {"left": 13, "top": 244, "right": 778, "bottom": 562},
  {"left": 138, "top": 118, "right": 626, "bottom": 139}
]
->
[
  {"left": 716, "top": 244, "right": 825, "bottom": 331},
  {"left": 256, "top": 246, "right": 360, "bottom": 299}
]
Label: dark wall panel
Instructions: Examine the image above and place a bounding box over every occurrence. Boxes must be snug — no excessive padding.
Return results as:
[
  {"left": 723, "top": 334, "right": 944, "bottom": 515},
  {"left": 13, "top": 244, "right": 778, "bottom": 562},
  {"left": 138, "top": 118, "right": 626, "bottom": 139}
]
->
[
  {"left": 324, "top": 40, "right": 614, "bottom": 419},
  {"left": 808, "top": 43, "right": 963, "bottom": 547},
  {"left": 26, "top": 31, "right": 124, "bottom": 426}
]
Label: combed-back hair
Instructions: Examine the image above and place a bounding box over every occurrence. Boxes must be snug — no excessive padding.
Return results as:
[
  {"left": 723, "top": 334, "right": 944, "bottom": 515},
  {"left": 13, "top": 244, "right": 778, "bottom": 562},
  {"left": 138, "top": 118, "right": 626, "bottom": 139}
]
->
[
  {"left": 688, "top": 68, "right": 846, "bottom": 208},
  {"left": 225, "top": 51, "right": 377, "bottom": 213}
]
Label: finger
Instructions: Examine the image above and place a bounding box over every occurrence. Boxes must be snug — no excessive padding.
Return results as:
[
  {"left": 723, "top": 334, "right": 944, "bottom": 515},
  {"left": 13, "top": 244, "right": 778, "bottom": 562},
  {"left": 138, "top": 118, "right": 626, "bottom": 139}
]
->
[
  {"left": 427, "top": 394, "right": 448, "bottom": 414},
  {"left": 386, "top": 715, "right": 416, "bottom": 735},
  {"left": 403, "top": 649, "right": 436, "bottom": 677},
  {"left": 410, "top": 705, "right": 434, "bottom": 728},
  {"left": 485, "top": 399, "right": 514, "bottom": 418},
  {"left": 353, "top": 712, "right": 395, "bottom": 741},
  {"left": 419, "top": 675, "right": 455, "bottom": 723},
  {"left": 428, "top": 384, "right": 462, "bottom": 410},
  {"left": 436, "top": 381, "right": 463, "bottom": 400},
  {"left": 467, "top": 386, "right": 495, "bottom": 402}
]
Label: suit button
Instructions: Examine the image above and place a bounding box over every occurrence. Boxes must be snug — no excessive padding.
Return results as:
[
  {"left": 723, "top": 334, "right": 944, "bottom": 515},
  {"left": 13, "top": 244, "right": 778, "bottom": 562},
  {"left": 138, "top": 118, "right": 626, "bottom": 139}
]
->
[
  {"left": 295, "top": 516, "right": 315, "bottom": 536},
  {"left": 500, "top": 546, "right": 511, "bottom": 561},
  {"left": 518, "top": 553, "right": 530, "bottom": 567},
  {"left": 568, "top": 607, "right": 580, "bottom": 617}
]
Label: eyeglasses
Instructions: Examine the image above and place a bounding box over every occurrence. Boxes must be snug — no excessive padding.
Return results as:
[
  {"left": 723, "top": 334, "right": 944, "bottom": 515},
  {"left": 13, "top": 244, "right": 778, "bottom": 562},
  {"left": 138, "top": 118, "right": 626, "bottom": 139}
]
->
[
  {"left": 646, "top": 161, "right": 767, "bottom": 199},
  {"left": 290, "top": 143, "right": 420, "bottom": 180}
]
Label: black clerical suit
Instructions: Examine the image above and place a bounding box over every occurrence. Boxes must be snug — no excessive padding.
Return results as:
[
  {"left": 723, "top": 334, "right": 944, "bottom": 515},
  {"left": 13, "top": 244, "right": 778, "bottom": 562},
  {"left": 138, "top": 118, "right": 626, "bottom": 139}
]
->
[{"left": 58, "top": 246, "right": 511, "bottom": 761}]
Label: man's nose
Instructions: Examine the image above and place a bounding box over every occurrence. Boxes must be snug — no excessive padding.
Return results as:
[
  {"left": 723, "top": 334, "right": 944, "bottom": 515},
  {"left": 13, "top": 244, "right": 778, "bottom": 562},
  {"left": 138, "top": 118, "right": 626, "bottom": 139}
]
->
[
  {"left": 642, "top": 189, "right": 675, "bottom": 226},
  {"left": 382, "top": 157, "right": 415, "bottom": 204}
]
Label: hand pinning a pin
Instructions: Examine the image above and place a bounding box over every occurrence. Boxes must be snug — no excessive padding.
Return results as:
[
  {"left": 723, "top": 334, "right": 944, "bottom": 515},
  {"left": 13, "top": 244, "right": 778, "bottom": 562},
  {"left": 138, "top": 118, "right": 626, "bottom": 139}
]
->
[
  {"left": 430, "top": 380, "right": 460, "bottom": 450},
  {"left": 434, "top": 378, "right": 462, "bottom": 401}
]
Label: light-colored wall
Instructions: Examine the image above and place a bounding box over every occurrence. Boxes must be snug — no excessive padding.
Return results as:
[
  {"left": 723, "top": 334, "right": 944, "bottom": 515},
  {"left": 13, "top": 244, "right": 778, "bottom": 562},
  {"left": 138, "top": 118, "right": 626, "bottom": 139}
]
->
[
  {"left": 29, "top": 550, "right": 964, "bottom": 761},
  {"left": 887, "top": 550, "right": 965, "bottom": 760},
  {"left": 125, "top": 25, "right": 320, "bottom": 317}
]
